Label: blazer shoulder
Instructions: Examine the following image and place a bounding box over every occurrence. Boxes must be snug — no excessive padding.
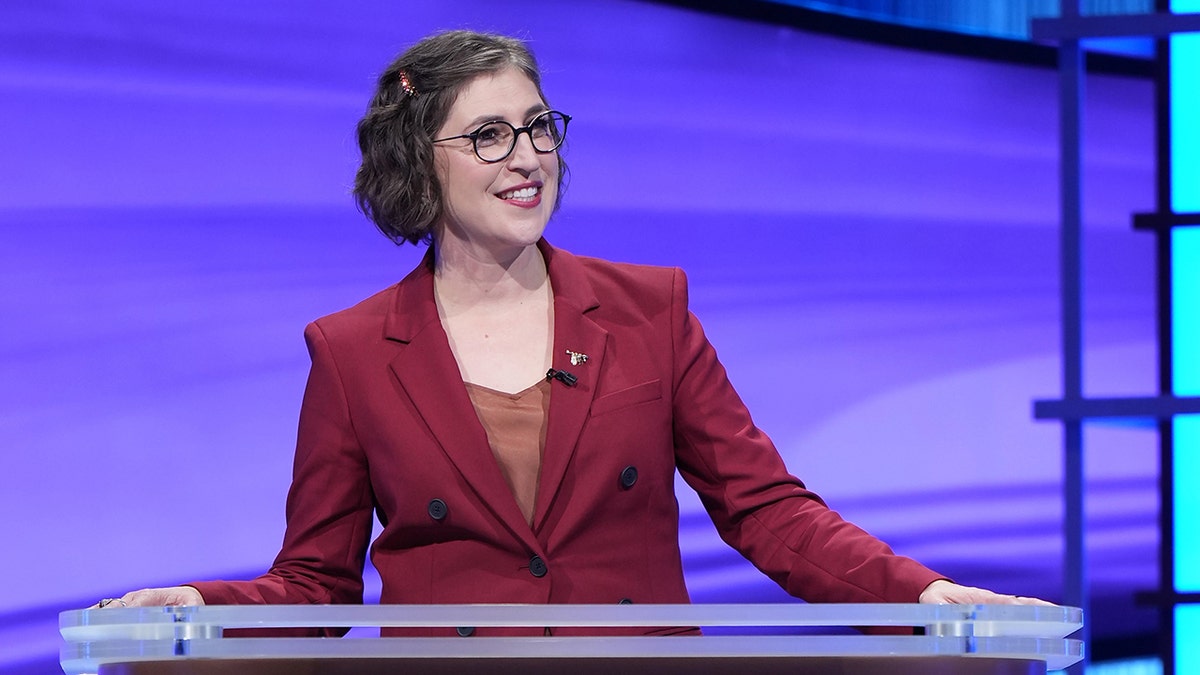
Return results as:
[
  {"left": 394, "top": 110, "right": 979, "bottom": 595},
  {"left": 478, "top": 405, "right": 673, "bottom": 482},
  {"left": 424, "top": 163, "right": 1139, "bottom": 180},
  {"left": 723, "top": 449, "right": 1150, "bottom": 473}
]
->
[
  {"left": 573, "top": 254, "right": 683, "bottom": 305},
  {"left": 306, "top": 283, "right": 401, "bottom": 345}
]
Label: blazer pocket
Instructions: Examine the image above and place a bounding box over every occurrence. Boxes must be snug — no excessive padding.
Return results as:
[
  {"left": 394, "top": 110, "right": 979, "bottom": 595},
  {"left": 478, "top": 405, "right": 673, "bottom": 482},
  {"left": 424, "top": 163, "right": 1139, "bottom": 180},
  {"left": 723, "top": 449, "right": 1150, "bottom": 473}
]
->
[{"left": 590, "top": 380, "right": 662, "bottom": 418}]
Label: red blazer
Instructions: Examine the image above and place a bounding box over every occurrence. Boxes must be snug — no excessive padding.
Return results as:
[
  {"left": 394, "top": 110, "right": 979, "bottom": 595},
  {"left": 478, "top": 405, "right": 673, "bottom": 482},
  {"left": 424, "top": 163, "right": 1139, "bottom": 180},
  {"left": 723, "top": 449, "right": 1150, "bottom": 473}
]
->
[{"left": 191, "top": 240, "right": 941, "bottom": 635}]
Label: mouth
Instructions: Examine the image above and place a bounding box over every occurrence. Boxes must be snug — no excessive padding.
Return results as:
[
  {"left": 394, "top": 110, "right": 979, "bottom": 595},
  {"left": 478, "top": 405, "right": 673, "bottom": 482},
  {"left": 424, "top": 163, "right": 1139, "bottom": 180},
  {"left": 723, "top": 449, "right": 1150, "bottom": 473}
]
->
[{"left": 496, "top": 184, "right": 542, "bottom": 202}]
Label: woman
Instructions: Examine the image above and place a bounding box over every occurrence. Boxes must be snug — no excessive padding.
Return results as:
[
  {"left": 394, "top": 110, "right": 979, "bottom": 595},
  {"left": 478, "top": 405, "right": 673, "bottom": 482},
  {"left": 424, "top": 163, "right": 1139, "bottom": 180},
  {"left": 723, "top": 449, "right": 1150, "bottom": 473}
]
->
[{"left": 95, "top": 30, "right": 1039, "bottom": 632}]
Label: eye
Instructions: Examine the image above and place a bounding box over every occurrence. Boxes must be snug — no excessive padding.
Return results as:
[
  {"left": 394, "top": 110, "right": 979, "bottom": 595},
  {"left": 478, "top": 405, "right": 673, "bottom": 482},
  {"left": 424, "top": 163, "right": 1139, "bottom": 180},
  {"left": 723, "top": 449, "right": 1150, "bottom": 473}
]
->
[
  {"left": 474, "top": 122, "right": 511, "bottom": 147},
  {"left": 529, "top": 113, "right": 566, "bottom": 145},
  {"left": 529, "top": 115, "right": 553, "bottom": 138}
]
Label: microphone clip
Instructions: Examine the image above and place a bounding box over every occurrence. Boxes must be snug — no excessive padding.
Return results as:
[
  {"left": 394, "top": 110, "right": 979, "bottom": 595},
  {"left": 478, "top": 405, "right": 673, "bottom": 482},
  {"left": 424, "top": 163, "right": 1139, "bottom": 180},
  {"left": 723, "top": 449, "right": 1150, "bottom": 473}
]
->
[{"left": 546, "top": 368, "right": 578, "bottom": 387}]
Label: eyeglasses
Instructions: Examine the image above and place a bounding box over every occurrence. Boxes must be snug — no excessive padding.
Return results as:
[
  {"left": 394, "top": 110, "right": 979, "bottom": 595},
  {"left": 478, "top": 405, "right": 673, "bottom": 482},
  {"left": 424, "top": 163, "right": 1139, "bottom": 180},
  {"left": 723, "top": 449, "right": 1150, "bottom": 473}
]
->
[{"left": 433, "top": 110, "right": 571, "bottom": 163}]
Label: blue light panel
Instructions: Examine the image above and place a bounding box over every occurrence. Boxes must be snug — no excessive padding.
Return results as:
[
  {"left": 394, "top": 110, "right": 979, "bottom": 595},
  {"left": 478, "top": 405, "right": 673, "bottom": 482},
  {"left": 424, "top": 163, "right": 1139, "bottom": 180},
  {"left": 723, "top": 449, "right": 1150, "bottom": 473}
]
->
[
  {"left": 1178, "top": 605, "right": 1200, "bottom": 673},
  {"left": 1172, "top": 1, "right": 1200, "bottom": 669}
]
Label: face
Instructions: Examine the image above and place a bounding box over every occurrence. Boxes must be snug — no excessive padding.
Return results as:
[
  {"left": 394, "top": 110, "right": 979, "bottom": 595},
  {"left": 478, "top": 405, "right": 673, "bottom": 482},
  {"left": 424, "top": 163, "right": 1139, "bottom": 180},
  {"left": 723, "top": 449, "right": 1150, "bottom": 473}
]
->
[{"left": 432, "top": 67, "right": 560, "bottom": 261}]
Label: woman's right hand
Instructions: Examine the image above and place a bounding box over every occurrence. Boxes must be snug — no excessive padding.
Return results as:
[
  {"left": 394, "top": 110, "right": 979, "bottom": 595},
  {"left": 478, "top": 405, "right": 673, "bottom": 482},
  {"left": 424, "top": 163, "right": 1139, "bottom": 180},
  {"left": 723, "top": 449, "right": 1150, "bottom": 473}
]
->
[{"left": 89, "top": 586, "right": 205, "bottom": 609}]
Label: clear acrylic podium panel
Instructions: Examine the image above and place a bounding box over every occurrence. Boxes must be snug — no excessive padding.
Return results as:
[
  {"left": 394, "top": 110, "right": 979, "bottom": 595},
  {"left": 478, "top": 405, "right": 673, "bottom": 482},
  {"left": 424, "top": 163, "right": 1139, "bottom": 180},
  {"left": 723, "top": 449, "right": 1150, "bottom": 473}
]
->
[{"left": 60, "top": 603, "right": 1084, "bottom": 675}]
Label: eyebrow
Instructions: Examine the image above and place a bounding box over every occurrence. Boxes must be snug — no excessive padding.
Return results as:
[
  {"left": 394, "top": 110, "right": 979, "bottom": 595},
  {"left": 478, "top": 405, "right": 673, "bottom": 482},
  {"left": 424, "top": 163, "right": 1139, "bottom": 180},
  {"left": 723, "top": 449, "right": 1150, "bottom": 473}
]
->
[{"left": 462, "top": 104, "right": 550, "bottom": 130}]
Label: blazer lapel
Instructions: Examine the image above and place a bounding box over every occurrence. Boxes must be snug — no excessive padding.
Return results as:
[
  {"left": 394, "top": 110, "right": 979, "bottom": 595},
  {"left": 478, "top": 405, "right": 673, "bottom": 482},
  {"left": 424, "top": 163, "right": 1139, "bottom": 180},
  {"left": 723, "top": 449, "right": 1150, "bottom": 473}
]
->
[
  {"left": 384, "top": 254, "right": 539, "bottom": 548},
  {"left": 533, "top": 241, "right": 608, "bottom": 531}
]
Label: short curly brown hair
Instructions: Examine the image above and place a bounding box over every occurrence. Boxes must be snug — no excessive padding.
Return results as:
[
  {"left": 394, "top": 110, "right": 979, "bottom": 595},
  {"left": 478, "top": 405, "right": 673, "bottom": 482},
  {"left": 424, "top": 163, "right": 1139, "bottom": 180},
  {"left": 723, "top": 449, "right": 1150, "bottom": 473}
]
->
[{"left": 353, "top": 31, "right": 566, "bottom": 245}]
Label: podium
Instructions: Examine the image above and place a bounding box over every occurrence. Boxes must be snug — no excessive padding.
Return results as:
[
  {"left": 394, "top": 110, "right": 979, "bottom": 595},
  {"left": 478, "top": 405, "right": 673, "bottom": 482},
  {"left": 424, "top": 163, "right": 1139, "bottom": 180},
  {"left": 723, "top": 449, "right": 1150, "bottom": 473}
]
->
[{"left": 60, "top": 603, "right": 1083, "bottom": 675}]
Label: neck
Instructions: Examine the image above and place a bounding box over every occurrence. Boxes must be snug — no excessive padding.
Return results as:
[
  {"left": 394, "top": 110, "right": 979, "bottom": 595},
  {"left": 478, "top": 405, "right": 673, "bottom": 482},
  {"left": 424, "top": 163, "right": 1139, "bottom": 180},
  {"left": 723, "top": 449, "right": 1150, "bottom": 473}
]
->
[{"left": 432, "top": 239, "right": 548, "bottom": 307}]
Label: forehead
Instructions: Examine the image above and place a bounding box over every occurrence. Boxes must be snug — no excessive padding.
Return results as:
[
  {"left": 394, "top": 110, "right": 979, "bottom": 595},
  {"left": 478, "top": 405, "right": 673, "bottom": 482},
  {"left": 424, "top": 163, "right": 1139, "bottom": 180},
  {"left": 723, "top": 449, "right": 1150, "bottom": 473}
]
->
[{"left": 443, "top": 67, "right": 545, "bottom": 125}]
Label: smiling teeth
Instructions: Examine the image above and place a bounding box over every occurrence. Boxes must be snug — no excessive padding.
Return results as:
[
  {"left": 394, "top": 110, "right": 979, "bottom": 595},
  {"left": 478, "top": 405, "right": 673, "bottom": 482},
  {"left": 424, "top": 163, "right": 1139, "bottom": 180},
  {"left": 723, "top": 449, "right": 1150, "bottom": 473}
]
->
[{"left": 499, "top": 186, "right": 538, "bottom": 201}]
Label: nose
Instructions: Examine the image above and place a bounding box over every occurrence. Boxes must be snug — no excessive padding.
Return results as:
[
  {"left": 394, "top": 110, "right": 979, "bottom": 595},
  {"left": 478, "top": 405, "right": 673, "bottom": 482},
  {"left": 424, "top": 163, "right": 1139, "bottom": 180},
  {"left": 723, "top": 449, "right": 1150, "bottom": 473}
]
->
[{"left": 505, "top": 129, "right": 542, "bottom": 171}]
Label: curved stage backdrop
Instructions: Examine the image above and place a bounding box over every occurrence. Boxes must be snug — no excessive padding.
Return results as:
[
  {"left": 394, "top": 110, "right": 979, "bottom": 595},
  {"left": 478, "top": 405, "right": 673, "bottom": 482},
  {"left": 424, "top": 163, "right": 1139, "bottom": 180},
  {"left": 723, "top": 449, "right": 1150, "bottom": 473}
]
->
[{"left": 0, "top": 0, "right": 1156, "bottom": 670}]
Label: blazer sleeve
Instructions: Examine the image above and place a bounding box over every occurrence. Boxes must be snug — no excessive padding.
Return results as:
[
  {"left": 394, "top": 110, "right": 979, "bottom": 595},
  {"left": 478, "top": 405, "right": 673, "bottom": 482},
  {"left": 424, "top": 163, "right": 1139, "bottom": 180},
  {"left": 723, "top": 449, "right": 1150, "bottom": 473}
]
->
[
  {"left": 667, "top": 268, "right": 943, "bottom": 604},
  {"left": 189, "top": 321, "right": 374, "bottom": 613}
]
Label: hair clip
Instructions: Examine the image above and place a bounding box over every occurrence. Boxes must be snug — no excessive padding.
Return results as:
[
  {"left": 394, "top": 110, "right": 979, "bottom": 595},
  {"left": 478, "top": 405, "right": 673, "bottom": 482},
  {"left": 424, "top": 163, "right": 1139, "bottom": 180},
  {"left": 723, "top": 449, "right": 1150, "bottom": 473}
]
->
[{"left": 399, "top": 70, "right": 418, "bottom": 98}]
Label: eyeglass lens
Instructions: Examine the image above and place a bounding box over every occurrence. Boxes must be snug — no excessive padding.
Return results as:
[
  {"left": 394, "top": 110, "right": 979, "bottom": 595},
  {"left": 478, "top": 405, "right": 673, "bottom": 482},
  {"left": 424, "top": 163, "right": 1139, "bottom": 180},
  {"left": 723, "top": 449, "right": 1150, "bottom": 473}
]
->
[{"left": 474, "top": 112, "right": 568, "bottom": 162}]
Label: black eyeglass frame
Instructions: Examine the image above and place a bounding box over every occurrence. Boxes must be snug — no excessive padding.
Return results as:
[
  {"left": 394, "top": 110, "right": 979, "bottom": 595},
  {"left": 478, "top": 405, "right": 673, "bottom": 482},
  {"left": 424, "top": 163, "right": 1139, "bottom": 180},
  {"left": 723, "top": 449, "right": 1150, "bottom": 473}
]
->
[{"left": 432, "top": 110, "right": 572, "bottom": 164}]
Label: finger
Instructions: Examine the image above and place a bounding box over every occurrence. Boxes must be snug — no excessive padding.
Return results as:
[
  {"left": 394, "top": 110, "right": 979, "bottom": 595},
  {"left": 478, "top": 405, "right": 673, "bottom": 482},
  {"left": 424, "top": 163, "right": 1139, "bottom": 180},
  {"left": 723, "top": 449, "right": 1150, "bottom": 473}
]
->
[
  {"left": 124, "top": 590, "right": 160, "bottom": 607},
  {"left": 90, "top": 597, "right": 130, "bottom": 609},
  {"left": 1014, "top": 596, "right": 1057, "bottom": 607},
  {"left": 981, "top": 592, "right": 1053, "bottom": 606}
]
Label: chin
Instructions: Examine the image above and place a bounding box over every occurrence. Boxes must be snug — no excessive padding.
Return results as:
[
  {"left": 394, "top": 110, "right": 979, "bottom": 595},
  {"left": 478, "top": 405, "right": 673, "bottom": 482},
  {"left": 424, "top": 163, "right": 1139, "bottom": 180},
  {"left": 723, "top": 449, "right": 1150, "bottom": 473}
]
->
[{"left": 500, "top": 214, "right": 551, "bottom": 243}]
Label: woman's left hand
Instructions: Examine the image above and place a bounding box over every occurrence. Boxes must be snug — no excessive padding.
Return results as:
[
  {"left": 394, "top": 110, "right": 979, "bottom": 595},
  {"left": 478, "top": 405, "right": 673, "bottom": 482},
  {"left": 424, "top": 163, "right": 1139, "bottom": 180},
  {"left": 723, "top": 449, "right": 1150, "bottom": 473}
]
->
[{"left": 918, "top": 579, "right": 1055, "bottom": 606}]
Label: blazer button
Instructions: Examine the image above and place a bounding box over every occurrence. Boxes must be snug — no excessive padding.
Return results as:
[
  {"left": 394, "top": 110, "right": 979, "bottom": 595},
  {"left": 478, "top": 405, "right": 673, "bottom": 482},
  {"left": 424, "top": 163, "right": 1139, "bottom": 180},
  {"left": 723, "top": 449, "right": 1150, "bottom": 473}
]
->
[
  {"left": 427, "top": 498, "right": 448, "bottom": 521},
  {"left": 619, "top": 465, "right": 638, "bottom": 490},
  {"left": 529, "top": 555, "right": 548, "bottom": 578},
  {"left": 456, "top": 626, "right": 475, "bottom": 637}
]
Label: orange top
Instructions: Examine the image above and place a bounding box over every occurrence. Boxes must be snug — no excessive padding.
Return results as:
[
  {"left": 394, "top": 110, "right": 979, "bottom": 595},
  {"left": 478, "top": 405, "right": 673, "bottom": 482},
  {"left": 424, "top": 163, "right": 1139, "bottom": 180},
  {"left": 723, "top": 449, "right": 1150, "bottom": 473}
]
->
[{"left": 464, "top": 379, "right": 551, "bottom": 525}]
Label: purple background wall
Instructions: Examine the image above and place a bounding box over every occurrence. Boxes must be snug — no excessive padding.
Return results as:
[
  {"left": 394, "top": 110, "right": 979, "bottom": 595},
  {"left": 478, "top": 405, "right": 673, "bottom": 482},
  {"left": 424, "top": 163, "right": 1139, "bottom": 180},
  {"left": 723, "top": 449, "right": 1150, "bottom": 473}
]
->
[{"left": 0, "top": 0, "right": 1158, "bottom": 669}]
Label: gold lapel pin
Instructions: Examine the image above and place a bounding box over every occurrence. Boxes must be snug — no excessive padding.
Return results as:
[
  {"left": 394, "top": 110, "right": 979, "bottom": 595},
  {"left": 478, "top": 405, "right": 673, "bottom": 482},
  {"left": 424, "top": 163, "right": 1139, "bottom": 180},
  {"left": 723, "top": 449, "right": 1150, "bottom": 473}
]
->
[{"left": 566, "top": 349, "right": 588, "bottom": 366}]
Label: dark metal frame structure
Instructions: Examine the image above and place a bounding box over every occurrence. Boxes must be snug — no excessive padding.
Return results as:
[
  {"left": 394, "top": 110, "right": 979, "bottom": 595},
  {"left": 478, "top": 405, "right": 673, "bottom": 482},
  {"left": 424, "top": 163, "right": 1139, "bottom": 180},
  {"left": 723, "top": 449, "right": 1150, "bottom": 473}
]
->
[{"left": 1031, "top": 5, "right": 1200, "bottom": 675}]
